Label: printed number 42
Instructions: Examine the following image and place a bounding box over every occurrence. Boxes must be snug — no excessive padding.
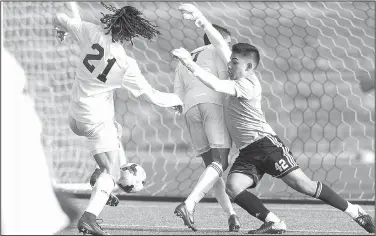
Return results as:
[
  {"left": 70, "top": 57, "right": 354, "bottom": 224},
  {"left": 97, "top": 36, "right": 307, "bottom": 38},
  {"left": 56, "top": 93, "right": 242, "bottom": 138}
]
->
[
  {"left": 83, "top": 43, "right": 116, "bottom": 83},
  {"left": 275, "top": 159, "right": 288, "bottom": 172}
]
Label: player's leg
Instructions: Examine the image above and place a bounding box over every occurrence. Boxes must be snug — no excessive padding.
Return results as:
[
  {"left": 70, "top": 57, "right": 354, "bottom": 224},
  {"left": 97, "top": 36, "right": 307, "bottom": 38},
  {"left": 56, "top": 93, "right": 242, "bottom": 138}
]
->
[
  {"left": 187, "top": 104, "right": 232, "bottom": 214},
  {"left": 89, "top": 121, "right": 125, "bottom": 207},
  {"left": 182, "top": 148, "right": 228, "bottom": 213},
  {"left": 78, "top": 151, "right": 117, "bottom": 235},
  {"left": 69, "top": 118, "right": 120, "bottom": 235},
  {"left": 174, "top": 105, "right": 208, "bottom": 231},
  {"left": 201, "top": 148, "right": 241, "bottom": 232},
  {"left": 262, "top": 135, "right": 375, "bottom": 233},
  {"left": 226, "top": 148, "right": 286, "bottom": 234},
  {"left": 282, "top": 169, "right": 375, "bottom": 233},
  {"left": 201, "top": 104, "right": 240, "bottom": 231}
]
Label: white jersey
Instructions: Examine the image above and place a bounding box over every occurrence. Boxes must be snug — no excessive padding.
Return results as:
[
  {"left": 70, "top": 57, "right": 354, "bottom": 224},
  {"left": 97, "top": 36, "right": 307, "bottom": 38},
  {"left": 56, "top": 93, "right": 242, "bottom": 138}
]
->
[
  {"left": 174, "top": 44, "right": 228, "bottom": 113},
  {"left": 65, "top": 19, "right": 154, "bottom": 124}
]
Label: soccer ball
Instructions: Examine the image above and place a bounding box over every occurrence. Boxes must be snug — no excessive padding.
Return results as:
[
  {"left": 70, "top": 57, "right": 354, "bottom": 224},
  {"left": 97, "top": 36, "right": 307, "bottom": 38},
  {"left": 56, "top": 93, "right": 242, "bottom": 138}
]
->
[{"left": 117, "top": 163, "right": 146, "bottom": 193}]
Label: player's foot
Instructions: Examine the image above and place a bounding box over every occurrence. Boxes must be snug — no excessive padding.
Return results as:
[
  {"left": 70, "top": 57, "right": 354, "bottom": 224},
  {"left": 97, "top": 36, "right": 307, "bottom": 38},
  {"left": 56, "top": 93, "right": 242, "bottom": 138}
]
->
[
  {"left": 77, "top": 212, "right": 110, "bottom": 235},
  {"left": 353, "top": 205, "right": 375, "bottom": 233},
  {"left": 174, "top": 203, "right": 197, "bottom": 231},
  {"left": 228, "top": 214, "right": 240, "bottom": 232},
  {"left": 248, "top": 221, "right": 286, "bottom": 234},
  {"left": 90, "top": 169, "right": 119, "bottom": 207}
]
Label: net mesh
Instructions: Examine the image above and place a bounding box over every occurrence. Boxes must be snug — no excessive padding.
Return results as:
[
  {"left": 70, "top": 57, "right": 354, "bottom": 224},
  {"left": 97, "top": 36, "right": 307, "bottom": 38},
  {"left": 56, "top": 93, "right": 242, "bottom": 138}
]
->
[{"left": 3, "top": 1, "right": 375, "bottom": 201}]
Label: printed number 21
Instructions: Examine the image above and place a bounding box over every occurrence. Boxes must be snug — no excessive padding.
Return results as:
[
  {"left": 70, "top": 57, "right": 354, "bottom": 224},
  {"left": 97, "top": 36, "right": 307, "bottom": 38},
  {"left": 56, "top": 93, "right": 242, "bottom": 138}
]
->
[{"left": 83, "top": 43, "right": 116, "bottom": 83}]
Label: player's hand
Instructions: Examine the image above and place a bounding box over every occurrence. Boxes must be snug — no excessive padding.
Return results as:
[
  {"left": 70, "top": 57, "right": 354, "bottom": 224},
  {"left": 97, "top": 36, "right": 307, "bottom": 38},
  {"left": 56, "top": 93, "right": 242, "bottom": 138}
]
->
[
  {"left": 178, "top": 4, "right": 207, "bottom": 27},
  {"left": 171, "top": 48, "right": 193, "bottom": 66},
  {"left": 173, "top": 105, "right": 183, "bottom": 116}
]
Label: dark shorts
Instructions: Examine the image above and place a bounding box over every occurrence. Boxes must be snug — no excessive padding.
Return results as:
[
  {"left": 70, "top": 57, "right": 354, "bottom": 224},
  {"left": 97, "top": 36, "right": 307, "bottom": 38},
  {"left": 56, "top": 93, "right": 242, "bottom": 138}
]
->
[{"left": 229, "top": 135, "right": 299, "bottom": 188}]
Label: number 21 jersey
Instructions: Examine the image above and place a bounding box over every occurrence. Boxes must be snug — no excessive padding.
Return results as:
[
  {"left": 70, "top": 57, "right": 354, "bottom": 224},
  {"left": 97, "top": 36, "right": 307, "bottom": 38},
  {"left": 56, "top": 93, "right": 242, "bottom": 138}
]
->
[{"left": 67, "top": 20, "right": 152, "bottom": 124}]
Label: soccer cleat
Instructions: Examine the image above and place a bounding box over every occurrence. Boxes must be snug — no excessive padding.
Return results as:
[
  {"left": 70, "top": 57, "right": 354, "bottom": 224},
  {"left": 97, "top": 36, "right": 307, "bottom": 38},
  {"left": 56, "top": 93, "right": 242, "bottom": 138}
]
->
[
  {"left": 105, "top": 194, "right": 119, "bottom": 207},
  {"left": 174, "top": 203, "right": 197, "bottom": 231},
  {"left": 248, "top": 221, "right": 287, "bottom": 234},
  {"left": 228, "top": 214, "right": 241, "bottom": 232},
  {"left": 90, "top": 169, "right": 119, "bottom": 207},
  {"left": 77, "top": 212, "right": 110, "bottom": 235},
  {"left": 354, "top": 205, "right": 375, "bottom": 233}
]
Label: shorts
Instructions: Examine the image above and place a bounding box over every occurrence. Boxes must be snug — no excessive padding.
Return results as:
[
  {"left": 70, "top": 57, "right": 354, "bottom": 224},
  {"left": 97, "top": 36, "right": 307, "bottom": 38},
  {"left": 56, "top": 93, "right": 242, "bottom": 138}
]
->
[
  {"left": 185, "top": 103, "right": 232, "bottom": 156},
  {"left": 229, "top": 134, "right": 299, "bottom": 188},
  {"left": 68, "top": 116, "right": 122, "bottom": 156}
]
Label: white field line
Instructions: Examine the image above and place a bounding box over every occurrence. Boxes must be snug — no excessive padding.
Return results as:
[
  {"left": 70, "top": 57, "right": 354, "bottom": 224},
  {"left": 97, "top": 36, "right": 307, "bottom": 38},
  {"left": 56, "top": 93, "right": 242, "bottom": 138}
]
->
[{"left": 91, "top": 223, "right": 365, "bottom": 234}]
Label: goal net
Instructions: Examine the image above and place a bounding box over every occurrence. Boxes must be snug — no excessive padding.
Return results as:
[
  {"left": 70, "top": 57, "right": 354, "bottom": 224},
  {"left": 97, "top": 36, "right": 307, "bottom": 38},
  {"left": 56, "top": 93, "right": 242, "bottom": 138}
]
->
[{"left": 3, "top": 1, "right": 374, "bottom": 201}]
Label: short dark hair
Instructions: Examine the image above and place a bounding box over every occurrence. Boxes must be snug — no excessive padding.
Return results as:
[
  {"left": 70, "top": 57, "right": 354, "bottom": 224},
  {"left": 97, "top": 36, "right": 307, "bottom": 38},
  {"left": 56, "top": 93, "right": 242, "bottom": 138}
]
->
[
  {"left": 203, "top": 24, "right": 231, "bottom": 45},
  {"left": 100, "top": 2, "right": 161, "bottom": 44},
  {"left": 232, "top": 43, "right": 260, "bottom": 69}
]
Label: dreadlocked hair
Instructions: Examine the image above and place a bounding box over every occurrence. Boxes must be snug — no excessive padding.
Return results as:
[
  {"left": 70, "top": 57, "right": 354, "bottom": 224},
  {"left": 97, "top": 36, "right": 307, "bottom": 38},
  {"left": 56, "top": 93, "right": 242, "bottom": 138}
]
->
[{"left": 100, "top": 2, "right": 161, "bottom": 44}]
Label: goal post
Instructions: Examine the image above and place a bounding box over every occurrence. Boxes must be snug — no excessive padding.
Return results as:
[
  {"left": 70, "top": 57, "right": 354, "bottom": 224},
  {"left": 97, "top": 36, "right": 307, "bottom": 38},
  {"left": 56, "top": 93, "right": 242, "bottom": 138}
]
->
[{"left": 3, "top": 1, "right": 374, "bottom": 201}]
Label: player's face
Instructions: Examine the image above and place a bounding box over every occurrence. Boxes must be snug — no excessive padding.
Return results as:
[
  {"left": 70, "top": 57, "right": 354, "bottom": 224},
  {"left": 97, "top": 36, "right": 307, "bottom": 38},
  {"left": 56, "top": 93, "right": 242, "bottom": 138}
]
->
[{"left": 227, "top": 53, "right": 249, "bottom": 80}]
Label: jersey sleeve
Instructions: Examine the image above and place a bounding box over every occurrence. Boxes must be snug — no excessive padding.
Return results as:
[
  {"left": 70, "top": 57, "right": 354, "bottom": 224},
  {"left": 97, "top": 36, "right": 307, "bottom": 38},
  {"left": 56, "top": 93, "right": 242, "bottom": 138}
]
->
[
  {"left": 122, "top": 58, "right": 153, "bottom": 97},
  {"left": 66, "top": 20, "right": 100, "bottom": 45},
  {"left": 196, "top": 46, "right": 218, "bottom": 76},
  {"left": 234, "top": 77, "right": 257, "bottom": 100}
]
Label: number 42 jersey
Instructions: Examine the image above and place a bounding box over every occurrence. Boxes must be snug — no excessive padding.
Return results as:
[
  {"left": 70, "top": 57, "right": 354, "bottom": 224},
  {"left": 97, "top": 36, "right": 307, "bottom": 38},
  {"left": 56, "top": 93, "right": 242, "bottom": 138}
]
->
[{"left": 66, "top": 20, "right": 154, "bottom": 124}]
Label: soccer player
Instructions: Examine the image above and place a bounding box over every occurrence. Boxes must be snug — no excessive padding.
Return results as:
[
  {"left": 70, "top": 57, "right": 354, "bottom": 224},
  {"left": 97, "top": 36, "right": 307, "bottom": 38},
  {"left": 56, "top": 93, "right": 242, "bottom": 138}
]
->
[
  {"left": 173, "top": 25, "right": 240, "bottom": 232},
  {"left": 1, "top": 47, "right": 78, "bottom": 234},
  {"left": 55, "top": 2, "right": 183, "bottom": 235},
  {"left": 172, "top": 4, "right": 375, "bottom": 234}
]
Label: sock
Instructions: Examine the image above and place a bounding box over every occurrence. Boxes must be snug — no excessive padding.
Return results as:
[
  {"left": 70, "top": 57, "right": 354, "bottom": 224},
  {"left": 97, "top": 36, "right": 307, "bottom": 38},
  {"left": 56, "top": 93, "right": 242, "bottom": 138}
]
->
[
  {"left": 345, "top": 202, "right": 360, "bottom": 219},
  {"left": 313, "top": 182, "right": 348, "bottom": 212},
  {"left": 185, "top": 162, "right": 223, "bottom": 211},
  {"left": 234, "top": 190, "right": 271, "bottom": 222},
  {"left": 213, "top": 177, "right": 236, "bottom": 217},
  {"left": 264, "top": 212, "right": 281, "bottom": 223},
  {"left": 85, "top": 173, "right": 115, "bottom": 217}
]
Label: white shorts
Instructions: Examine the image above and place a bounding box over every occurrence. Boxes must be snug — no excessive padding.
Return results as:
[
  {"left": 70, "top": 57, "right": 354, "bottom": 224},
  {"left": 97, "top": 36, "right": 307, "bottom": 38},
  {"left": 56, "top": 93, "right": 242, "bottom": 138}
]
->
[
  {"left": 185, "top": 103, "right": 232, "bottom": 156},
  {"left": 68, "top": 116, "right": 122, "bottom": 156}
]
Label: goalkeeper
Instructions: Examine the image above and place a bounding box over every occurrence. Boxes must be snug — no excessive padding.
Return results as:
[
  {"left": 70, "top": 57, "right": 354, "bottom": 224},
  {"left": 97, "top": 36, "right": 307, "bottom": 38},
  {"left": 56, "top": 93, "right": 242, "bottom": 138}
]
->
[
  {"left": 173, "top": 24, "right": 240, "bottom": 232},
  {"left": 172, "top": 3, "right": 375, "bottom": 234}
]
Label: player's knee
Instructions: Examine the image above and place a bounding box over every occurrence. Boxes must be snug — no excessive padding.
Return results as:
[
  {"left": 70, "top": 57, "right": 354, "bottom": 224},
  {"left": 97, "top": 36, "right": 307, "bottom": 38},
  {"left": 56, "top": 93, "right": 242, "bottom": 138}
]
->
[
  {"left": 90, "top": 168, "right": 103, "bottom": 187},
  {"left": 221, "top": 158, "right": 229, "bottom": 171},
  {"left": 97, "top": 159, "right": 115, "bottom": 176},
  {"left": 225, "top": 180, "right": 246, "bottom": 200},
  {"left": 301, "top": 180, "right": 318, "bottom": 196},
  {"left": 282, "top": 169, "right": 317, "bottom": 196},
  {"left": 286, "top": 177, "right": 316, "bottom": 196}
]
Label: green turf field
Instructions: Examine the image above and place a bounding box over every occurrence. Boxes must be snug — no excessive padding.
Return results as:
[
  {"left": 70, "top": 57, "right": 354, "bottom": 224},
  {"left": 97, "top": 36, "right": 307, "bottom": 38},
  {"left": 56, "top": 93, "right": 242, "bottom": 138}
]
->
[{"left": 59, "top": 199, "right": 375, "bottom": 235}]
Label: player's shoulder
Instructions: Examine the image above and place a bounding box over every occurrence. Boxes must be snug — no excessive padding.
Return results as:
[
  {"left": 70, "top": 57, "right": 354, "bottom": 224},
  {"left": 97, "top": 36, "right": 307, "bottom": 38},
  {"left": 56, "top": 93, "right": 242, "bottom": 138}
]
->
[
  {"left": 82, "top": 21, "right": 102, "bottom": 30},
  {"left": 239, "top": 74, "right": 261, "bottom": 89},
  {"left": 244, "top": 73, "right": 260, "bottom": 83}
]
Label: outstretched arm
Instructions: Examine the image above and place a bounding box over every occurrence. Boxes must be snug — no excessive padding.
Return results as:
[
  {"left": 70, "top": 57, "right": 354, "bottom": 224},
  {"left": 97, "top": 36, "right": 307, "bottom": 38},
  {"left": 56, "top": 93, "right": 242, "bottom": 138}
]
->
[
  {"left": 178, "top": 4, "right": 231, "bottom": 63},
  {"left": 172, "top": 48, "right": 236, "bottom": 96},
  {"left": 55, "top": 2, "right": 82, "bottom": 29},
  {"left": 55, "top": 2, "right": 82, "bottom": 41},
  {"left": 139, "top": 89, "right": 183, "bottom": 108},
  {"left": 122, "top": 59, "right": 183, "bottom": 108}
]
